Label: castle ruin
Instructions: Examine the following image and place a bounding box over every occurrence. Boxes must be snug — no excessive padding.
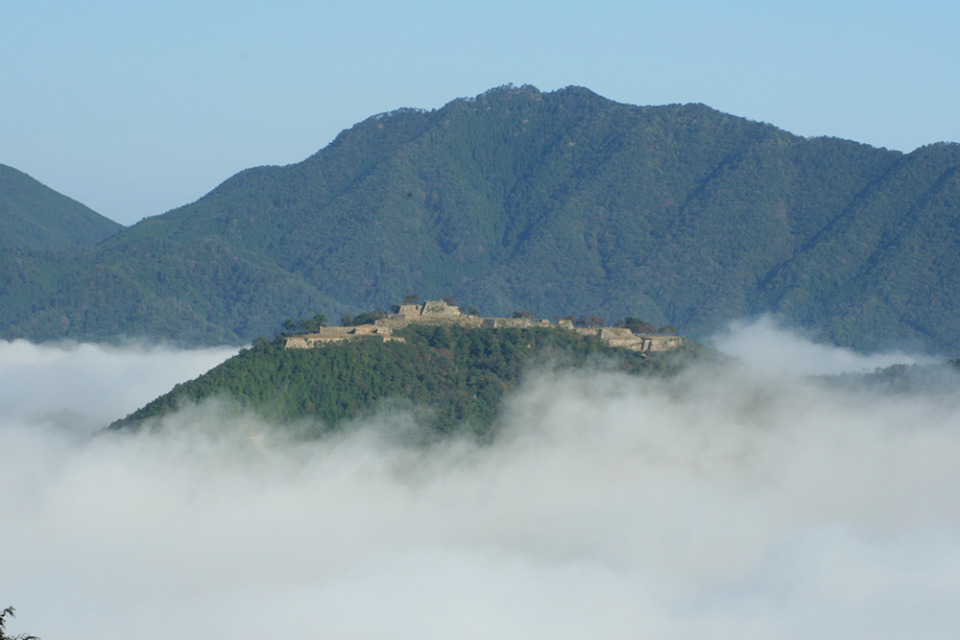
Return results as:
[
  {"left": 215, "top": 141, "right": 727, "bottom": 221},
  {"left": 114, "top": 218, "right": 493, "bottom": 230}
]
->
[{"left": 285, "top": 300, "right": 684, "bottom": 352}]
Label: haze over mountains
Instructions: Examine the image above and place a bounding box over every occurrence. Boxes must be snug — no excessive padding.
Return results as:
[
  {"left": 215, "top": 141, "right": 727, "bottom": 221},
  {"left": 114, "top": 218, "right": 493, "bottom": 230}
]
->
[{"left": 3, "top": 85, "right": 960, "bottom": 352}]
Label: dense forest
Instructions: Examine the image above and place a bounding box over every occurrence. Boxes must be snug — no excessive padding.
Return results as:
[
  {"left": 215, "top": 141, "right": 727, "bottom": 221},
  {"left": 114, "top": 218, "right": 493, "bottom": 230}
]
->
[
  {"left": 0, "top": 163, "right": 121, "bottom": 251},
  {"left": 109, "top": 324, "right": 711, "bottom": 439},
  {"left": 4, "top": 85, "right": 960, "bottom": 353}
]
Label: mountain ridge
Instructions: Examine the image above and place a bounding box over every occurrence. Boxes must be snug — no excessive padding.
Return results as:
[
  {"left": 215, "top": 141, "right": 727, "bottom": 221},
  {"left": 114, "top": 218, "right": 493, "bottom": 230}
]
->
[
  {"left": 2, "top": 85, "right": 959, "bottom": 353},
  {"left": 0, "top": 163, "right": 122, "bottom": 250}
]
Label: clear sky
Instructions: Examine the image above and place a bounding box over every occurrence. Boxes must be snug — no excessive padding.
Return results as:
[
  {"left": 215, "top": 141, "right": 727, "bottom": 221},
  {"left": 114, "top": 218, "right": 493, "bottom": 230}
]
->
[{"left": 3, "top": 0, "right": 959, "bottom": 225}]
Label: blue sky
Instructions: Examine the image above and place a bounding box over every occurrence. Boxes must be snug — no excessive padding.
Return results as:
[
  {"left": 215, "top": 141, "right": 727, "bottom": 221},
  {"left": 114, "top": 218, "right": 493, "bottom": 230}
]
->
[{"left": 3, "top": 0, "right": 959, "bottom": 225}]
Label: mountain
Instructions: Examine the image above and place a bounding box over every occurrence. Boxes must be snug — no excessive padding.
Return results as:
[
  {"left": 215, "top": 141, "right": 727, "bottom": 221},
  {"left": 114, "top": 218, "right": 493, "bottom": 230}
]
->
[
  {"left": 108, "top": 323, "right": 710, "bottom": 438},
  {"left": 0, "top": 165, "right": 124, "bottom": 337},
  {"left": 3, "top": 85, "right": 960, "bottom": 353},
  {"left": 0, "top": 163, "right": 122, "bottom": 250}
]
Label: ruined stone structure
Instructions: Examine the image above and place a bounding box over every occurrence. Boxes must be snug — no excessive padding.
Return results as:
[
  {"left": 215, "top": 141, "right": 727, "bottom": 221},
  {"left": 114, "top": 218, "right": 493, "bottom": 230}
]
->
[
  {"left": 377, "top": 300, "right": 485, "bottom": 329},
  {"left": 481, "top": 317, "right": 552, "bottom": 329},
  {"left": 284, "top": 300, "right": 684, "bottom": 352},
  {"left": 285, "top": 324, "right": 403, "bottom": 349},
  {"left": 574, "top": 327, "right": 685, "bottom": 352}
]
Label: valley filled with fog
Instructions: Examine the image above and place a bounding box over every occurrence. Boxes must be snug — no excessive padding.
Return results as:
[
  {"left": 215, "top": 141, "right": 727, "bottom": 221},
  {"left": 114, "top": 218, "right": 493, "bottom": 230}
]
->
[{"left": 2, "top": 322, "right": 959, "bottom": 639}]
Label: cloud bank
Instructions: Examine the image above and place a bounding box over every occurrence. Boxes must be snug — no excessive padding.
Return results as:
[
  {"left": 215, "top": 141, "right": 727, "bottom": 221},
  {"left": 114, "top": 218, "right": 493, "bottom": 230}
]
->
[
  {"left": 0, "top": 339, "right": 237, "bottom": 432},
  {"left": 2, "top": 326, "right": 959, "bottom": 639},
  {"left": 711, "top": 315, "right": 941, "bottom": 376}
]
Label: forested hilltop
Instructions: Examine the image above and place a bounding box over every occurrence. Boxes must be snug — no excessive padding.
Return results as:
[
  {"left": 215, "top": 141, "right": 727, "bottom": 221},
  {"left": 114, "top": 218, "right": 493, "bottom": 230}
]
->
[
  {"left": 108, "top": 322, "right": 711, "bottom": 439},
  {"left": 4, "top": 85, "right": 960, "bottom": 352}
]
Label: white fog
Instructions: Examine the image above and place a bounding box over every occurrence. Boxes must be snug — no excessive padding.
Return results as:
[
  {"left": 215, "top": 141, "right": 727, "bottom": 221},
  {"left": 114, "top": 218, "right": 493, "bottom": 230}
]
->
[{"left": 1, "top": 324, "right": 959, "bottom": 639}]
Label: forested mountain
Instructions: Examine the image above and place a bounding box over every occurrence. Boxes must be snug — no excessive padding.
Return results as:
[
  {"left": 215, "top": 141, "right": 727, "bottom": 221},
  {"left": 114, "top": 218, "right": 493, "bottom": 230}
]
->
[
  {"left": 109, "top": 324, "right": 709, "bottom": 438},
  {"left": 0, "top": 163, "right": 122, "bottom": 250},
  {"left": 3, "top": 85, "right": 960, "bottom": 352}
]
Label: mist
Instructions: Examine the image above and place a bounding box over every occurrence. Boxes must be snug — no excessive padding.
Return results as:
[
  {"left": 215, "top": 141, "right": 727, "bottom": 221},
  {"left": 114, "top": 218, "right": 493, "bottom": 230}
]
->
[
  {"left": 1, "top": 326, "right": 959, "bottom": 639},
  {"left": 0, "top": 339, "right": 238, "bottom": 433},
  {"left": 710, "top": 315, "right": 942, "bottom": 376}
]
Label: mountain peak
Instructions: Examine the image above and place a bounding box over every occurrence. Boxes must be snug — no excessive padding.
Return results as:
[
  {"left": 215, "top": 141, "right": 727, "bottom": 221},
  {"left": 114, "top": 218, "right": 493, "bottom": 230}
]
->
[
  {"left": 1, "top": 87, "right": 956, "bottom": 353},
  {"left": 0, "top": 163, "right": 122, "bottom": 251}
]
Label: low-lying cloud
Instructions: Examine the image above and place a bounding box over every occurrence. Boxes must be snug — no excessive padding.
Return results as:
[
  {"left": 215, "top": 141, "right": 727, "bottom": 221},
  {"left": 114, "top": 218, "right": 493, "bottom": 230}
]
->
[
  {"left": 711, "top": 314, "right": 941, "bottom": 376},
  {"left": 2, "top": 326, "right": 959, "bottom": 639},
  {"left": 0, "top": 339, "right": 237, "bottom": 432}
]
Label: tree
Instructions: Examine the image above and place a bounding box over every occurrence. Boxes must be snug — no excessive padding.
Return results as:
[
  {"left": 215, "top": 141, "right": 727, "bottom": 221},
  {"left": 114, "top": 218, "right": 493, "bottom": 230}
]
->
[
  {"left": 512, "top": 310, "right": 535, "bottom": 319},
  {"left": 344, "top": 310, "right": 387, "bottom": 326},
  {"left": 403, "top": 294, "right": 422, "bottom": 304},
  {"left": 657, "top": 325, "right": 679, "bottom": 336},
  {"left": 577, "top": 315, "right": 605, "bottom": 328},
  {"left": 632, "top": 322, "right": 656, "bottom": 335},
  {"left": 295, "top": 313, "right": 329, "bottom": 333},
  {"left": 617, "top": 317, "right": 656, "bottom": 334},
  {"left": 0, "top": 608, "right": 39, "bottom": 640}
]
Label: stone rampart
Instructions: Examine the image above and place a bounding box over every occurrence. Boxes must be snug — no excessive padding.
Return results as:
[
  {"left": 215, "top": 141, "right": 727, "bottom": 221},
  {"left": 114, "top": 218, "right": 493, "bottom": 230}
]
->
[
  {"left": 574, "top": 327, "right": 685, "bottom": 352},
  {"left": 482, "top": 317, "right": 550, "bottom": 329},
  {"left": 285, "top": 324, "right": 403, "bottom": 348},
  {"left": 284, "top": 301, "right": 684, "bottom": 352},
  {"left": 644, "top": 335, "right": 685, "bottom": 351},
  {"left": 378, "top": 300, "right": 483, "bottom": 328}
]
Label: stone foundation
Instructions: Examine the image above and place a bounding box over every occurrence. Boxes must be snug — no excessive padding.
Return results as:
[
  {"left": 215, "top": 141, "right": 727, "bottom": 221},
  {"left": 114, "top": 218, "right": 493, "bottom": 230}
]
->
[{"left": 285, "top": 301, "right": 684, "bottom": 353}]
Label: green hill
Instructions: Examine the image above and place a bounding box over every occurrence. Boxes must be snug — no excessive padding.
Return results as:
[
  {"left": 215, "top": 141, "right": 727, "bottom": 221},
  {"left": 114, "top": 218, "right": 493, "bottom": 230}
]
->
[
  {"left": 3, "top": 85, "right": 960, "bottom": 352},
  {"left": 108, "top": 323, "right": 710, "bottom": 438}
]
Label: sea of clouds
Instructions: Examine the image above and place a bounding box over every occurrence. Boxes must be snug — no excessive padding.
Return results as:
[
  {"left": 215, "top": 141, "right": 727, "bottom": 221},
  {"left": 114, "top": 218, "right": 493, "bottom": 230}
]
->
[{"left": 2, "top": 321, "right": 959, "bottom": 639}]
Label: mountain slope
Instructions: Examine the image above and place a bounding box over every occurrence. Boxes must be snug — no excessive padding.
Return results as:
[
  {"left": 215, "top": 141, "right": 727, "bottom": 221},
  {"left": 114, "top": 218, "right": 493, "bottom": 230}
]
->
[
  {"left": 108, "top": 324, "right": 709, "bottom": 437},
  {"left": 0, "top": 164, "right": 122, "bottom": 250},
  {"left": 760, "top": 142, "right": 960, "bottom": 347},
  {"left": 3, "top": 85, "right": 959, "bottom": 352}
]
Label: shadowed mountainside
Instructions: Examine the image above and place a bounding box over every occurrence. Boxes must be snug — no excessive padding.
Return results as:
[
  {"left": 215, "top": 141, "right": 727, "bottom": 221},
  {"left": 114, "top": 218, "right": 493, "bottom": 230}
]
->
[{"left": 3, "top": 85, "right": 959, "bottom": 352}]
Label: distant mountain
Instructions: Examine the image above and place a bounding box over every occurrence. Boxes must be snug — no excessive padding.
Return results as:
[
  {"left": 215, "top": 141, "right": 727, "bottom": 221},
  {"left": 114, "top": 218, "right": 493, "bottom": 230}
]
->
[
  {"left": 2, "top": 85, "right": 960, "bottom": 353},
  {"left": 0, "top": 164, "right": 121, "bottom": 250}
]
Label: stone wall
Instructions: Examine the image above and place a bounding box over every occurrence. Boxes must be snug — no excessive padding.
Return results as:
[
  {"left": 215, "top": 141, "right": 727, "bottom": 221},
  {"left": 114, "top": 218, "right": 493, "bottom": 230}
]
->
[
  {"left": 380, "top": 300, "right": 482, "bottom": 327},
  {"left": 644, "top": 335, "right": 685, "bottom": 351},
  {"left": 482, "top": 317, "right": 552, "bottom": 329},
  {"left": 285, "top": 324, "right": 403, "bottom": 348},
  {"left": 574, "top": 327, "right": 685, "bottom": 352},
  {"left": 285, "top": 300, "right": 684, "bottom": 353}
]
